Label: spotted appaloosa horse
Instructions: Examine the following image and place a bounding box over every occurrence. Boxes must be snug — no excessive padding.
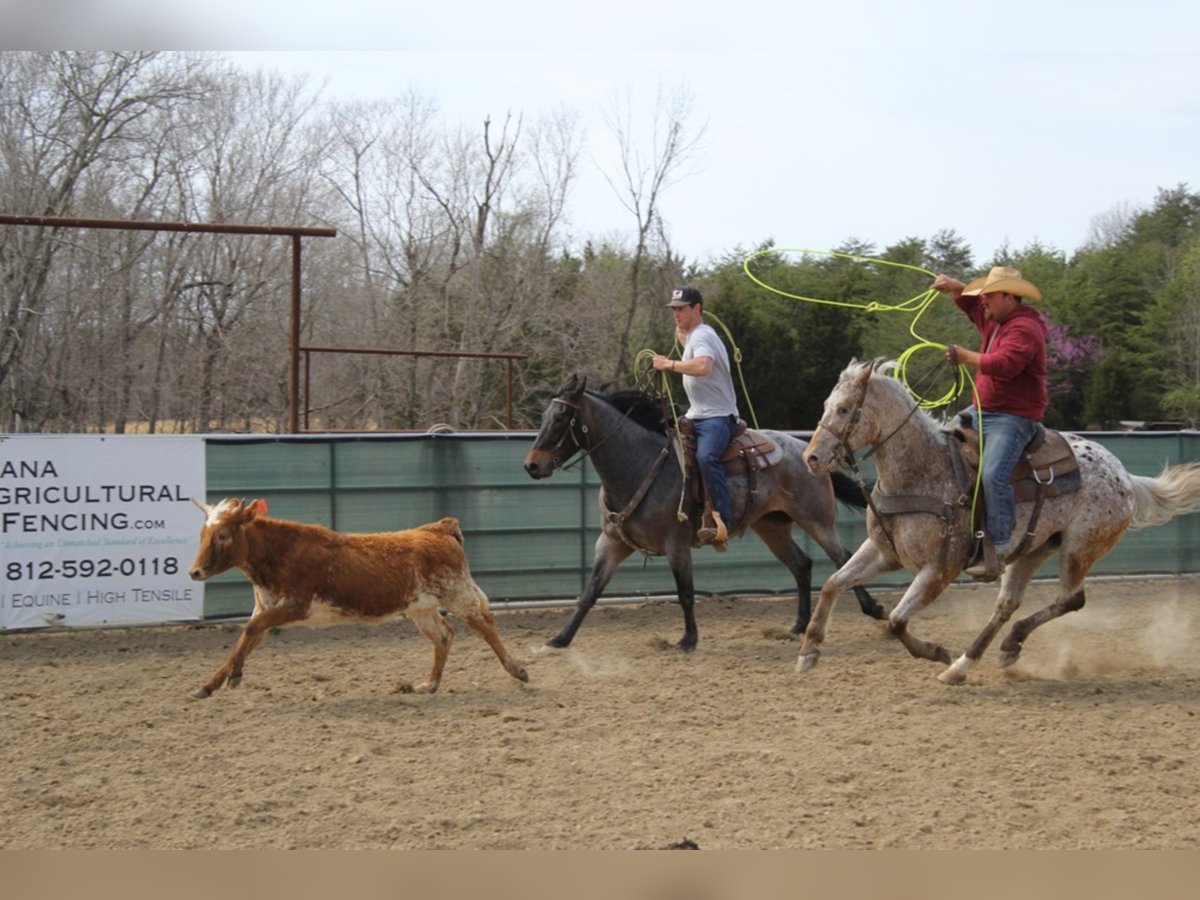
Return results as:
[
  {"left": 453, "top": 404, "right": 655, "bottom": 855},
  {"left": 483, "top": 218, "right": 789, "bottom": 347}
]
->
[
  {"left": 799, "top": 358, "right": 1200, "bottom": 684},
  {"left": 523, "top": 375, "right": 885, "bottom": 651}
]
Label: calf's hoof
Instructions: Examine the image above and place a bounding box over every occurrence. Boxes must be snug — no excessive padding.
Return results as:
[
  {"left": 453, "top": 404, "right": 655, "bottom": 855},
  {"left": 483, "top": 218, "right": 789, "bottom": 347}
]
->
[
  {"left": 796, "top": 652, "right": 819, "bottom": 674},
  {"left": 192, "top": 686, "right": 213, "bottom": 700},
  {"left": 508, "top": 662, "right": 530, "bottom": 682}
]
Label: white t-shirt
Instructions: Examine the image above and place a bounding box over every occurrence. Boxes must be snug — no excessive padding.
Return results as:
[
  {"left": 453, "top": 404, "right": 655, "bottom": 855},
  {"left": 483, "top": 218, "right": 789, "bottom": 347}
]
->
[{"left": 682, "top": 322, "right": 739, "bottom": 419}]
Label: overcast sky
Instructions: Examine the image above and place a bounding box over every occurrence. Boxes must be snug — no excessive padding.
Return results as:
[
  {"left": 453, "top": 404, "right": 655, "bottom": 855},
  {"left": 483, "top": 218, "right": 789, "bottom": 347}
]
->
[{"left": 9, "top": 1, "right": 1200, "bottom": 268}]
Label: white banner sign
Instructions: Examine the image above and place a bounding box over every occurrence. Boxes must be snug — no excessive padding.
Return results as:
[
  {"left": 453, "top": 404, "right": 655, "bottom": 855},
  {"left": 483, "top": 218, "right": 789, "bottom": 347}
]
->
[{"left": 0, "top": 435, "right": 206, "bottom": 630}]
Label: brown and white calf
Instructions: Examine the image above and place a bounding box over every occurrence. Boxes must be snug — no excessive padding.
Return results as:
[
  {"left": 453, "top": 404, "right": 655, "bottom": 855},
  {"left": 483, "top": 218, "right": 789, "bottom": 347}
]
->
[{"left": 187, "top": 498, "right": 528, "bottom": 699}]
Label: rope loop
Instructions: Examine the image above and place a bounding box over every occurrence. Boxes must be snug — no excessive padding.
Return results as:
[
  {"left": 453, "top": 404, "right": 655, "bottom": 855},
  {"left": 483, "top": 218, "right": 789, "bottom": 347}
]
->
[{"left": 742, "top": 247, "right": 974, "bottom": 412}]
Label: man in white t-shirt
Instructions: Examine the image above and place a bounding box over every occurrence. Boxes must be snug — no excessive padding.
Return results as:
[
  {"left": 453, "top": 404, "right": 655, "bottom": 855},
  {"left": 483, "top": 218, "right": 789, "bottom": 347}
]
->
[{"left": 651, "top": 286, "right": 739, "bottom": 547}]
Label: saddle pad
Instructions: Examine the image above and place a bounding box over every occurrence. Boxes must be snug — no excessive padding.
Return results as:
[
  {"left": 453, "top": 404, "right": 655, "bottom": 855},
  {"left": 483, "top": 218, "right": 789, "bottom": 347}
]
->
[{"left": 720, "top": 429, "right": 780, "bottom": 471}]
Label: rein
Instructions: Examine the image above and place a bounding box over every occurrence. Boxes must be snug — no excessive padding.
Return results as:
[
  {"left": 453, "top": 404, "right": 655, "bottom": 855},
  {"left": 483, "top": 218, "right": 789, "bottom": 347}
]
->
[
  {"left": 543, "top": 392, "right": 671, "bottom": 555},
  {"left": 545, "top": 393, "right": 637, "bottom": 472},
  {"left": 814, "top": 362, "right": 966, "bottom": 562}
]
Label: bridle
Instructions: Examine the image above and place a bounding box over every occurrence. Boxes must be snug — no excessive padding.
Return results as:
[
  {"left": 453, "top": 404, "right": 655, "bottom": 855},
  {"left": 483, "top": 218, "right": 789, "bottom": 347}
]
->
[
  {"left": 811, "top": 370, "right": 872, "bottom": 471},
  {"left": 532, "top": 396, "right": 586, "bottom": 471},
  {"left": 539, "top": 392, "right": 636, "bottom": 472},
  {"left": 538, "top": 389, "right": 673, "bottom": 555},
  {"left": 811, "top": 364, "right": 928, "bottom": 556},
  {"left": 813, "top": 361, "right": 972, "bottom": 568},
  {"left": 813, "top": 363, "right": 924, "bottom": 470}
]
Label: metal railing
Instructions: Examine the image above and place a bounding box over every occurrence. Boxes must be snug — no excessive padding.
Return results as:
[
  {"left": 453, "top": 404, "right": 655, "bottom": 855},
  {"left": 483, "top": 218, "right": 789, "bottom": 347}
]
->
[{"left": 299, "top": 345, "right": 528, "bottom": 431}]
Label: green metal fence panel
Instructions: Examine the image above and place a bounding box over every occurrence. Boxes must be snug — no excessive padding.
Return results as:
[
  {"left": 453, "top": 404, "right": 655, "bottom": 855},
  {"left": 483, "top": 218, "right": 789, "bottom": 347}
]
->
[{"left": 200, "top": 431, "right": 1200, "bottom": 620}]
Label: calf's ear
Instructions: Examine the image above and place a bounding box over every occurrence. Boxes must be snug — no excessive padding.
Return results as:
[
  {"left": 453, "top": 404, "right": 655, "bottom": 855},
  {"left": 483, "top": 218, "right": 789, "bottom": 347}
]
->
[
  {"left": 191, "top": 497, "right": 210, "bottom": 515},
  {"left": 247, "top": 498, "right": 268, "bottom": 518}
]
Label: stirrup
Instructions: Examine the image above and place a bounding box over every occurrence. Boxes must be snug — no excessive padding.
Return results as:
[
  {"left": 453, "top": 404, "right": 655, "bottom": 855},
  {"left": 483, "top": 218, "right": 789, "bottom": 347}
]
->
[{"left": 697, "top": 510, "right": 729, "bottom": 547}]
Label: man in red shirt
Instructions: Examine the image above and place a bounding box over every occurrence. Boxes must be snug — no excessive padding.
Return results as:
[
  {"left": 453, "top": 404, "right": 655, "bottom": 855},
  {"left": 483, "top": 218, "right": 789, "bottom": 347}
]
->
[{"left": 932, "top": 266, "right": 1048, "bottom": 578}]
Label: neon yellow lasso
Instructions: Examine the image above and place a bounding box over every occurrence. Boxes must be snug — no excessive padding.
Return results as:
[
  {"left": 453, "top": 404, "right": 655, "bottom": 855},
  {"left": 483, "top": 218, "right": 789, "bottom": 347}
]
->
[
  {"left": 742, "top": 247, "right": 970, "bottom": 411},
  {"left": 743, "top": 247, "right": 987, "bottom": 527}
]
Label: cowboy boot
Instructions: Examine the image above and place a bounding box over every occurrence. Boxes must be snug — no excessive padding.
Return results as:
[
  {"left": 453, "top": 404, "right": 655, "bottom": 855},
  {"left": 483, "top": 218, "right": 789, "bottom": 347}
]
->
[{"left": 964, "top": 536, "right": 1007, "bottom": 581}]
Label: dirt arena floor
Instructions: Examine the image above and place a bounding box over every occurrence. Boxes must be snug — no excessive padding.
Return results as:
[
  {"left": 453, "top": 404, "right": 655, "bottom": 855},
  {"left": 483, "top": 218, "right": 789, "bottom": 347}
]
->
[{"left": 2, "top": 575, "right": 1199, "bottom": 850}]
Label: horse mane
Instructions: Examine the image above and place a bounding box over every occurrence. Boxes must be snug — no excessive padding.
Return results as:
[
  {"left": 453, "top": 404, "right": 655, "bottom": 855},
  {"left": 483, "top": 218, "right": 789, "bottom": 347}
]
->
[
  {"left": 848, "top": 357, "right": 946, "bottom": 432},
  {"left": 594, "top": 387, "right": 670, "bottom": 434}
]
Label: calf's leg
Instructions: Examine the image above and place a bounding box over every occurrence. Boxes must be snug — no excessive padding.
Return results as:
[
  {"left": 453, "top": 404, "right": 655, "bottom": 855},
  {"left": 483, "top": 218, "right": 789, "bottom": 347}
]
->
[
  {"left": 195, "top": 605, "right": 299, "bottom": 699},
  {"left": 461, "top": 585, "right": 528, "bottom": 683},
  {"left": 406, "top": 606, "right": 455, "bottom": 694}
]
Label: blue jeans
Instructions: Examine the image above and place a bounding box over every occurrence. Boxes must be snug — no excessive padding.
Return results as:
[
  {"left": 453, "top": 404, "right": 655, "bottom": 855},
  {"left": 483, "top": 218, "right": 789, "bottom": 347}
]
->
[
  {"left": 963, "top": 407, "right": 1040, "bottom": 551},
  {"left": 693, "top": 415, "right": 736, "bottom": 525}
]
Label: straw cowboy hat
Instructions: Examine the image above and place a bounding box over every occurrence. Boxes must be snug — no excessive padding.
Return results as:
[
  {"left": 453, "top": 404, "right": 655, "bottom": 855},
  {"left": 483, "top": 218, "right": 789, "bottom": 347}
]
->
[{"left": 961, "top": 266, "right": 1043, "bottom": 301}]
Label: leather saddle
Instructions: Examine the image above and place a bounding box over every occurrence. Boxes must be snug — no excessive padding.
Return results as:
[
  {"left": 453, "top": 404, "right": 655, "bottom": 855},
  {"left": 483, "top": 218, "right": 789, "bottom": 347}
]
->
[
  {"left": 951, "top": 416, "right": 1081, "bottom": 502},
  {"left": 951, "top": 416, "right": 1084, "bottom": 578},
  {"left": 677, "top": 417, "right": 778, "bottom": 513}
]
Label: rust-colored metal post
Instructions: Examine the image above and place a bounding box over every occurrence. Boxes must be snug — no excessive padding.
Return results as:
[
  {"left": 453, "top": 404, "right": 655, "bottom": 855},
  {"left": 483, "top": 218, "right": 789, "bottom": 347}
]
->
[
  {"left": 507, "top": 357, "right": 515, "bottom": 428},
  {"left": 303, "top": 349, "right": 312, "bottom": 431},
  {"left": 289, "top": 234, "right": 302, "bottom": 434}
]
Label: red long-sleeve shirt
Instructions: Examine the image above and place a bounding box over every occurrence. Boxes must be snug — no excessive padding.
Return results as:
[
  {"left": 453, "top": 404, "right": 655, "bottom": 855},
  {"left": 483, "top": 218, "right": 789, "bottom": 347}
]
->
[{"left": 955, "top": 295, "right": 1048, "bottom": 421}]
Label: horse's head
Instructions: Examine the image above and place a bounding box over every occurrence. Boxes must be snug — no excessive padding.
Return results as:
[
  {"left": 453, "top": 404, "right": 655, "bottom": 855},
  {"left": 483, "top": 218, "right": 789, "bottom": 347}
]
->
[
  {"left": 804, "top": 357, "right": 882, "bottom": 475},
  {"left": 524, "top": 374, "right": 588, "bottom": 479}
]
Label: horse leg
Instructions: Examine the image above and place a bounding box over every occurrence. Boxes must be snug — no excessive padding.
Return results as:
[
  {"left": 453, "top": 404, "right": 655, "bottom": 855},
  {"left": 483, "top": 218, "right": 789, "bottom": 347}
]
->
[
  {"left": 884, "top": 567, "right": 957, "bottom": 668},
  {"left": 665, "top": 542, "right": 699, "bottom": 651},
  {"left": 801, "top": 521, "right": 887, "bottom": 622},
  {"left": 938, "top": 555, "right": 1042, "bottom": 685},
  {"left": 997, "top": 549, "right": 1096, "bottom": 667},
  {"left": 547, "top": 534, "right": 634, "bottom": 648},
  {"left": 748, "top": 513, "right": 814, "bottom": 636},
  {"left": 796, "top": 540, "right": 898, "bottom": 673}
]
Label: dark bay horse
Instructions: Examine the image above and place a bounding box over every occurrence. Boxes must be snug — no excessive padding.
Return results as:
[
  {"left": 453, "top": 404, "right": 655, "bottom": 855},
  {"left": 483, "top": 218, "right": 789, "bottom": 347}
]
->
[
  {"left": 523, "top": 374, "right": 885, "bottom": 650},
  {"left": 800, "top": 358, "right": 1200, "bottom": 684}
]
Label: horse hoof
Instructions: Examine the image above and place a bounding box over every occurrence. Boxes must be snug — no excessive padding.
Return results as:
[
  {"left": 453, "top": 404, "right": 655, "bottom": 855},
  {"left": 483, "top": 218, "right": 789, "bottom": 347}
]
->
[
  {"left": 228, "top": 676, "right": 241, "bottom": 689},
  {"left": 937, "top": 658, "right": 969, "bottom": 685},
  {"left": 999, "top": 650, "right": 1021, "bottom": 668},
  {"left": 796, "top": 652, "right": 819, "bottom": 674},
  {"left": 545, "top": 635, "right": 571, "bottom": 650}
]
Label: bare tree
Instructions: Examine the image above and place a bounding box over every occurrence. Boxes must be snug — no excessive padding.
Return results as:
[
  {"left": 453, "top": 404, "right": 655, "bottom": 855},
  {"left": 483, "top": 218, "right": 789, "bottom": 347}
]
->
[
  {"left": 316, "top": 96, "right": 582, "bottom": 430},
  {"left": 159, "top": 67, "right": 329, "bottom": 431},
  {"left": 0, "top": 51, "right": 212, "bottom": 431},
  {"left": 599, "top": 85, "right": 705, "bottom": 382},
  {"left": 1084, "top": 201, "right": 1137, "bottom": 250}
]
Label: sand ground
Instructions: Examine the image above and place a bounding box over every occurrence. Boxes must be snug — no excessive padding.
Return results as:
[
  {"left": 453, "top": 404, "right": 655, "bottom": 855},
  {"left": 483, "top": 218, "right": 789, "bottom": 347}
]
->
[{"left": 2, "top": 576, "right": 1198, "bottom": 849}]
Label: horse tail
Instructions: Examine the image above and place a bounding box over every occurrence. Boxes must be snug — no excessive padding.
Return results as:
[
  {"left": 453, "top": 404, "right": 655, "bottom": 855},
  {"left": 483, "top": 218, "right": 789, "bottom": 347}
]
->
[
  {"left": 1128, "top": 462, "right": 1200, "bottom": 529},
  {"left": 830, "top": 470, "right": 871, "bottom": 511}
]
